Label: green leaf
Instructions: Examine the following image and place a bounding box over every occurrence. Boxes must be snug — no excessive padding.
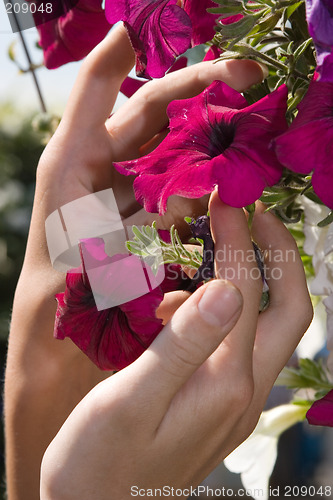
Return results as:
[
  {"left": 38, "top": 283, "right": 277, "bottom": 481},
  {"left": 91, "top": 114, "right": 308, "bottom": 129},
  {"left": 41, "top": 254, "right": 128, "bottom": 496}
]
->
[
  {"left": 260, "top": 193, "right": 290, "bottom": 203},
  {"left": 284, "top": 0, "right": 304, "bottom": 20},
  {"left": 131, "top": 225, "right": 152, "bottom": 247},
  {"left": 219, "top": 15, "right": 258, "bottom": 40},
  {"left": 248, "top": 12, "right": 281, "bottom": 37},
  {"left": 126, "top": 223, "right": 202, "bottom": 272},
  {"left": 208, "top": 5, "right": 244, "bottom": 14},
  {"left": 293, "top": 38, "right": 313, "bottom": 61},
  {"left": 318, "top": 211, "right": 333, "bottom": 227},
  {"left": 276, "top": 358, "right": 333, "bottom": 393},
  {"left": 211, "top": 0, "right": 243, "bottom": 5}
]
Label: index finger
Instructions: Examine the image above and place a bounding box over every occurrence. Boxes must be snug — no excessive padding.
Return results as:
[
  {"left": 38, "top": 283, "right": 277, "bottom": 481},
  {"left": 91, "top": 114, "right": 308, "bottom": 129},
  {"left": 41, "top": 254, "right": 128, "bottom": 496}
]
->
[
  {"left": 108, "top": 59, "right": 267, "bottom": 161},
  {"left": 208, "top": 190, "right": 263, "bottom": 368},
  {"left": 61, "top": 24, "right": 135, "bottom": 130}
]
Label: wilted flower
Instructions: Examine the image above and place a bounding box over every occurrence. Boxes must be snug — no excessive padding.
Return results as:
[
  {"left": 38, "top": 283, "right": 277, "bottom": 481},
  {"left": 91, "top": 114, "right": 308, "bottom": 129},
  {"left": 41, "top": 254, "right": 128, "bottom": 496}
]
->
[
  {"left": 306, "top": 0, "right": 333, "bottom": 81},
  {"left": 274, "top": 80, "right": 333, "bottom": 210},
  {"left": 114, "top": 80, "right": 288, "bottom": 214},
  {"left": 104, "top": 0, "right": 218, "bottom": 78},
  {"left": 188, "top": 215, "right": 214, "bottom": 287},
  {"left": 31, "top": 0, "right": 112, "bottom": 69},
  {"left": 54, "top": 237, "right": 185, "bottom": 371},
  {"left": 224, "top": 404, "right": 308, "bottom": 500},
  {"left": 307, "top": 389, "right": 333, "bottom": 426}
]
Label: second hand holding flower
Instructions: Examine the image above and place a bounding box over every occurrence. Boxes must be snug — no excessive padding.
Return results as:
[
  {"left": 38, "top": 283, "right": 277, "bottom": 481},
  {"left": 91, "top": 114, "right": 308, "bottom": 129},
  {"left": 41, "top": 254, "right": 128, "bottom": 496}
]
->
[{"left": 41, "top": 192, "right": 313, "bottom": 500}]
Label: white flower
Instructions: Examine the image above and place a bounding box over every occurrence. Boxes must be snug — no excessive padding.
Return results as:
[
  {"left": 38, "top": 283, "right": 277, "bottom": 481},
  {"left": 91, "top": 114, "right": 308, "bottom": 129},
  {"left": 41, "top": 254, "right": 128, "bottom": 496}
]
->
[
  {"left": 324, "top": 294, "right": 333, "bottom": 372},
  {"left": 224, "top": 404, "right": 308, "bottom": 500},
  {"left": 302, "top": 197, "right": 333, "bottom": 297},
  {"left": 302, "top": 197, "right": 333, "bottom": 371}
]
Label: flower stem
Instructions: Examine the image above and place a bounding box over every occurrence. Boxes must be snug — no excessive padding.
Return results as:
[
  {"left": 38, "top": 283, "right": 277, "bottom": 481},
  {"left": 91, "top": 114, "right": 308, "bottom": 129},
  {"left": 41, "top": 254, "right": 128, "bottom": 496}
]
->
[{"left": 252, "top": 50, "right": 289, "bottom": 71}]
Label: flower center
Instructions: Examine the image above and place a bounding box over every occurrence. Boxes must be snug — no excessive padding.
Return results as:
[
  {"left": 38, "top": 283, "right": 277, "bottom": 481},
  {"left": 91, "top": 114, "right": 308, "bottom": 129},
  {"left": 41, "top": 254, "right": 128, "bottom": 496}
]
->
[{"left": 209, "top": 121, "right": 236, "bottom": 156}]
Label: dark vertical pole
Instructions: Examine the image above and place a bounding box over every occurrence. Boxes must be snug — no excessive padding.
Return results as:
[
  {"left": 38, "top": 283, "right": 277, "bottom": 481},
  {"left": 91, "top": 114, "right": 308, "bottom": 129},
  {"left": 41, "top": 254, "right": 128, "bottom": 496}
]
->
[{"left": 9, "top": 0, "right": 47, "bottom": 113}]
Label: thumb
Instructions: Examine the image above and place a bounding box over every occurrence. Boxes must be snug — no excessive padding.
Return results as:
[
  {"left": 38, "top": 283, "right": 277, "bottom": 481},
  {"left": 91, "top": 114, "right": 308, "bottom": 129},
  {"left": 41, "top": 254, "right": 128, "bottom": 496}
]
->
[{"left": 134, "top": 279, "right": 243, "bottom": 416}]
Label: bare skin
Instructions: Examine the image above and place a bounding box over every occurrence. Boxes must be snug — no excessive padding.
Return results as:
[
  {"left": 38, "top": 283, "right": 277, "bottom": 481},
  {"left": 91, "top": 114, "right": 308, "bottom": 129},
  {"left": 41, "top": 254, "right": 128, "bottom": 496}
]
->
[
  {"left": 40, "top": 193, "right": 313, "bottom": 500},
  {"left": 4, "top": 24, "right": 312, "bottom": 500}
]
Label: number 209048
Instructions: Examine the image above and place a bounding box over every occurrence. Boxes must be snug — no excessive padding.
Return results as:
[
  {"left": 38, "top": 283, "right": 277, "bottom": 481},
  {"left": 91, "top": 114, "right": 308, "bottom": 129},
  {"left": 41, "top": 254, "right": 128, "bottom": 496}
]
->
[{"left": 5, "top": 2, "right": 53, "bottom": 14}]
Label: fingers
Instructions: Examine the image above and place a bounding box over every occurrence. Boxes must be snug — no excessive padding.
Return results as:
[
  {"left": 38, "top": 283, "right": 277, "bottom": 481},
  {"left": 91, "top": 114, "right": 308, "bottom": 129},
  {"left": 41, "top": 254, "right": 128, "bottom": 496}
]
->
[
  {"left": 108, "top": 59, "right": 267, "bottom": 161},
  {"left": 61, "top": 24, "right": 135, "bottom": 131},
  {"left": 126, "top": 279, "right": 243, "bottom": 422},
  {"left": 250, "top": 203, "right": 313, "bottom": 387},
  {"left": 156, "top": 290, "right": 191, "bottom": 324},
  {"left": 208, "top": 190, "right": 263, "bottom": 365}
]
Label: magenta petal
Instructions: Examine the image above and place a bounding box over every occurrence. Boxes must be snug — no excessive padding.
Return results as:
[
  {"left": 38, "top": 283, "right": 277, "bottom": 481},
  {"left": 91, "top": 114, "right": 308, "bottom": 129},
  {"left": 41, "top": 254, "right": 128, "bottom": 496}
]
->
[
  {"left": 120, "top": 76, "right": 145, "bottom": 98},
  {"left": 213, "top": 150, "right": 267, "bottom": 207},
  {"left": 274, "top": 80, "right": 333, "bottom": 208},
  {"left": 205, "top": 79, "right": 249, "bottom": 109},
  {"left": 54, "top": 269, "right": 164, "bottom": 370},
  {"left": 306, "top": 389, "right": 333, "bottom": 427},
  {"left": 167, "top": 56, "right": 188, "bottom": 72},
  {"left": 291, "top": 80, "right": 333, "bottom": 123},
  {"left": 306, "top": 0, "right": 333, "bottom": 47},
  {"left": 318, "top": 48, "right": 333, "bottom": 82},
  {"left": 312, "top": 163, "right": 333, "bottom": 210},
  {"left": 160, "top": 264, "right": 185, "bottom": 293},
  {"left": 133, "top": 159, "right": 215, "bottom": 214},
  {"left": 274, "top": 121, "right": 333, "bottom": 175},
  {"left": 35, "top": 0, "right": 111, "bottom": 69},
  {"left": 203, "top": 45, "right": 222, "bottom": 61},
  {"left": 115, "top": 81, "right": 287, "bottom": 214},
  {"left": 145, "top": 3, "right": 191, "bottom": 77},
  {"left": 183, "top": 0, "right": 220, "bottom": 45},
  {"left": 105, "top": 0, "right": 192, "bottom": 78},
  {"left": 54, "top": 238, "right": 166, "bottom": 370},
  {"left": 167, "top": 80, "right": 247, "bottom": 133},
  {"left": 54, "top": 238, "right": 188, "bottom": 370},
  {"left": 221, "top": 14, "right": 244, "bottom": 25},
  {"left": 243, "top": 83, "right": 288, "bottom": 123}
]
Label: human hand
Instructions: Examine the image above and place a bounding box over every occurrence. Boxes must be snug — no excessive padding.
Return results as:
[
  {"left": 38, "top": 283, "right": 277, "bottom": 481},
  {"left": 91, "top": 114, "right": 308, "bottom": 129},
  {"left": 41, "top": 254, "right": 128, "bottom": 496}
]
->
[
  {"left": 40, "top": 192, "right": 313, "bottom": 500},
  {"left": 26, "top": 23, "right": 268, "bottom": 276},
  {"left": 5, "top": 22, "right": 268, "bottom": 500}
]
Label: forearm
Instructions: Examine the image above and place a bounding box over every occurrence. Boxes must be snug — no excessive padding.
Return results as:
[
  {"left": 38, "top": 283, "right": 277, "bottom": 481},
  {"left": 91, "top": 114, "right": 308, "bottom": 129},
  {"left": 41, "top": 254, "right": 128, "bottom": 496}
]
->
[{"left": 4, "top": 274, "right": 108, "bottom": 500}]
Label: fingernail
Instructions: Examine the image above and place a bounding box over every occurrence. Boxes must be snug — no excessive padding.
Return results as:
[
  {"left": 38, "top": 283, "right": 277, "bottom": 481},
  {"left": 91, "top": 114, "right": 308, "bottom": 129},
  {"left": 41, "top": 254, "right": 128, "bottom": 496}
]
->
[
  {"left": 197, "top": 280, "right": 243, "bottom": 327},
  {"left": 255, "top": 61, "right": 269, "bottom": 80}
]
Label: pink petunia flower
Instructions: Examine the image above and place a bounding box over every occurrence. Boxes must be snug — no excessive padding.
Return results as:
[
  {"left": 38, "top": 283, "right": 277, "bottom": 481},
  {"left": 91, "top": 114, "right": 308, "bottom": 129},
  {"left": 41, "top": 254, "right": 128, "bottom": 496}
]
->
[
  {"left": 114, "top": 80, "right": 288, "bottom": 215},
  {"left": 274, "top": 79, "right": 333, "bottom": 210},
  {"left": 32, "top": 0, "right": 112, "bottom": 69},
  {"left": 104, "top": 0, "right": 219, "bottom": 78},
  {"left": 183, "top": 0, "right": 220, "bottom": 46},
  {"left": 306, "top": 389, "right": 333, "bottom": 427},
  {"left": 54, "top": 237, "right": 185, "bottom": 371}
]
